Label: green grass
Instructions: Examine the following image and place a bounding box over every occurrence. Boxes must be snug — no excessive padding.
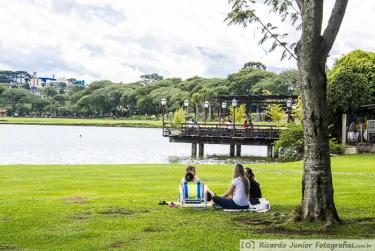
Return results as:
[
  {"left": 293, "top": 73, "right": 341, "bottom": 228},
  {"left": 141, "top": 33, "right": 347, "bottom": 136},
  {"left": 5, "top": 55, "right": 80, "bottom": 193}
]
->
[
  {"left": 0, "top": 117, "right": 280, "bottom": 128},
  {"left": 0, "top": 155, "right": 374, "bottom": 250},
  {"left": 0, "top": 117, "right": 162, "bottom": 128}
]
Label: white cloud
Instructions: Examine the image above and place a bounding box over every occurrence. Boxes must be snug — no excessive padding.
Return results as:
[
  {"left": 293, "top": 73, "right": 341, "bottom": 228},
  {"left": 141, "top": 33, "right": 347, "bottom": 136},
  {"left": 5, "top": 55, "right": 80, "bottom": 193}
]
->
[{"left": 0, "top": 0, "right": 374, "bottom": 83}]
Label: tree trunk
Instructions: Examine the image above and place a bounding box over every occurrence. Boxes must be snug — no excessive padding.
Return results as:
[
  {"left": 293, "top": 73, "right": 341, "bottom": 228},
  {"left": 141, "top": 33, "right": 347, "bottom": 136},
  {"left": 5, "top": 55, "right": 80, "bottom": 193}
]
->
[
  {"left": 294, "top": 0, "right": 342, "bottom": 225},
  {"left": 195, "top": 104, "right": 199, "bottom": 120}
]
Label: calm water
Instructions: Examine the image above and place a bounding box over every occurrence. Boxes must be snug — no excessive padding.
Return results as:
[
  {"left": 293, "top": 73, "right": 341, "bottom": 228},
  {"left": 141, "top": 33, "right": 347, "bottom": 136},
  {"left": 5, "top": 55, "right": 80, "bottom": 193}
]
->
[{"left": 0, "top": 124, "right": 268, "bottom": 165}]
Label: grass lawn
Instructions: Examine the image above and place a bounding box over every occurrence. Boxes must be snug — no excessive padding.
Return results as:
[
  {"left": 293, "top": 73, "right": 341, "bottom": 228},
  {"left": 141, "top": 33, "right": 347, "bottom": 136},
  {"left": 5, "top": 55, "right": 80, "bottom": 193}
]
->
[
  {"left": 0, "top": 117, "right": 162, "bottom": 128},
  {"left": 0, "top": 155, "right": 374, "bottom": 250}
]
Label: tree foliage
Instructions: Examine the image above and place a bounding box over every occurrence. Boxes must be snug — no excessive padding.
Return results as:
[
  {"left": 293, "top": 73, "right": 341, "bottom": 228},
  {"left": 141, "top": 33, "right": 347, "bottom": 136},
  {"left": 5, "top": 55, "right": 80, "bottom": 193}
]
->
[
  {"left": 229, "top": 104, "right": 246, "bottom": 123},
  {"left": 328, "top": 50, "right": 375, "bottom": 115},
  {"left": 267, "top": 104, "right": 284, "bottom": 126}
]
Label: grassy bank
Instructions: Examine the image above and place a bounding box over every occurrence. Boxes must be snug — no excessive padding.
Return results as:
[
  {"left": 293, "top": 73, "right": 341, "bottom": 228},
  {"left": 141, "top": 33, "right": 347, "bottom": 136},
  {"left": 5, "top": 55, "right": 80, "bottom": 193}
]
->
[
  {"left": 0, "top": 117, "right": 280, "bottom": 128},
  {"left": 0, "top": 155, "right": 374, "bottom": 250},
  {"left": 0, "top": 117, "right": 162, "bottom": 128}
]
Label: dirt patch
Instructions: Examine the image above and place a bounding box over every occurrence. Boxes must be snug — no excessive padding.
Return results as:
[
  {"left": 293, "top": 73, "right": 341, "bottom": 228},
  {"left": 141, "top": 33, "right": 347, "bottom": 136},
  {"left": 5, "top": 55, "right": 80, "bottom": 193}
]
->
[
  {"left": 64, "top": 196, "right": 88, "bottom": 204},
  {"left": 143, "top": 227, "right": 163, "bottom": 233},
  {"left": 71, "top": 212, "right": 92, "bottom": 220},
  {"left": 353, "top": 217, "right": 375, "bottom": 223},
  {"left": 235, "top": 218, "right": 274, "bottom": 225},
  {"left": 256, "top": 226, "right": 321, "bottom": 235},
  {"left": 233, "top": 213, "right": 289, "bottom": 226},
  {"left": 0, "top": 244, "right": 17, "bottom": 250},
  {"left": 0, "top": 218, "right": 13, "bottom": 222},
  {"left": 110, "top": 241, "right": 125, "bottom": 249},
  {"left": 98, "top": 207, "right": 134, "bottom": 217}
]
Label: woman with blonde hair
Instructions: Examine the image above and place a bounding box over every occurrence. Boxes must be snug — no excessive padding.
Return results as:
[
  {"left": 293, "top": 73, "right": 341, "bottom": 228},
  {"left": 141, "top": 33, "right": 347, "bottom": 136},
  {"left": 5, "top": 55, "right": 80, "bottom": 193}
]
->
[{"left": 212, "top": 164, "right": 250, "bottom": 209}]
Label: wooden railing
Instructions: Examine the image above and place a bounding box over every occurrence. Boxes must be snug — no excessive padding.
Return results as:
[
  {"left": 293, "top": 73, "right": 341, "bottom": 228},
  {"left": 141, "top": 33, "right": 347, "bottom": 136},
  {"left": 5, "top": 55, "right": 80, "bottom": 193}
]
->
[{"left": 163, "top": 123, "right": 281, "bottom": 139}]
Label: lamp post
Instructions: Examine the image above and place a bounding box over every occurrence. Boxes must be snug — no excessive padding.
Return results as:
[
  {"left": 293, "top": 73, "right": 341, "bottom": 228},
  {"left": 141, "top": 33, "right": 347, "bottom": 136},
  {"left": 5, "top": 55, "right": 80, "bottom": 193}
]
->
[
  {"left": 221, "top": 101, "right": 227, "bottom": 121},
  {"left": 286, "top": 98, "right": 292, "bottom": 123},
  {"left": 232, "top": 98, "right": 237, "bottom": 136},
  {"left": 183, "top": 99, "right": 189, "bottom": 124},
  {"left": 161, "top": 98, "right": 167, "bottom": 129},
  {"left": 204, "top": 101, "right": 209, "bottom": 124},
  {"left": 288, "top": 85, "right": 295, "bottom": 95}
]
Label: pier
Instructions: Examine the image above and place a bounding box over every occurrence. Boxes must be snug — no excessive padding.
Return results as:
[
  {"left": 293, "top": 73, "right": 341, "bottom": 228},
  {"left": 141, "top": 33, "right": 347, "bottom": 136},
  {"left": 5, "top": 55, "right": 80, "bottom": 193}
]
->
[{"left": 163, "top": 123, "right": 281, "bottom": 158}]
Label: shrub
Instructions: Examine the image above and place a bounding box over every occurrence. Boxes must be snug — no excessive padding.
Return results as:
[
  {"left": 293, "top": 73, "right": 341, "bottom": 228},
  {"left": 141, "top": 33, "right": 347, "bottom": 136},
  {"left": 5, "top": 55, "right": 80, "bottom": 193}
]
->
[
  {"left": 274, "top": 123, "right": 304, "bottom": 161},
  {"left": 329, "top": 138, "right": 345, "bottom": 154},
  {"left": 275, "top": 124, "right": 344, "bottom": 161},
  {"left": 172, "top": 107, "right": 186, "bottom": 128},
  {"left": 267, "top": 104, "right": 284, "bottom": 126},
  {"left": 228, "top": 104, "right": 246, "bottom": 123}
]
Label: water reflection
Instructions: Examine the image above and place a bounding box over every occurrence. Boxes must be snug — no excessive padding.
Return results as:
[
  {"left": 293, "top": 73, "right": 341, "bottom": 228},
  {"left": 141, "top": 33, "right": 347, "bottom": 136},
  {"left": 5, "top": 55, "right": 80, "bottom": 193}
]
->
[{"left": 0, "top": 124, "right": 269, "bottom": 165}]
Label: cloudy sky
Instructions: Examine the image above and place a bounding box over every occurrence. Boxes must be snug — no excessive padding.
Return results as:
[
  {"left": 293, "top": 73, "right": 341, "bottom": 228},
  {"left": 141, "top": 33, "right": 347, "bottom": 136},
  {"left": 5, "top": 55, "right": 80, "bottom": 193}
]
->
[{"left": 0, "top": 0, "right": 374, "bottom": 83}]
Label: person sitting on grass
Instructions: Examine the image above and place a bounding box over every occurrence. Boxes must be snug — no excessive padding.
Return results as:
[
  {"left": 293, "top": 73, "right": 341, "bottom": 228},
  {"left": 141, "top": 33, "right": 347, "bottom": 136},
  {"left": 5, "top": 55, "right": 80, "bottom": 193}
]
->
[
  {"left": 212, "top": 164, "right": 250, "bottom": 209},
  {"left": 245, "top": 167, "right": 262, "bottom": 205},
  {"left": 180, "top": 165, "right": 214, "bottom": 202},
  {"left": 181, "top": 165, "right": 200, "bottom": 183}
]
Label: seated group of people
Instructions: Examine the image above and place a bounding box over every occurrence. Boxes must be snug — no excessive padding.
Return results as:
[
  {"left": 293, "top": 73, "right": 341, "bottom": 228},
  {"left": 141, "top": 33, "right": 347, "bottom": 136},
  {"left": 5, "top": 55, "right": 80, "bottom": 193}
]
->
[{"left": 179, "top": 164, "right": 262, "bottom": 209}]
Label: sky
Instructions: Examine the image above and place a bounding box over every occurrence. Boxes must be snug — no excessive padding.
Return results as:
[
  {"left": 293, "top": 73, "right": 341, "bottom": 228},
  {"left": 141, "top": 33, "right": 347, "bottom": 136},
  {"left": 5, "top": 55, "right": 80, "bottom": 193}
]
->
[{"left": 0, "top": 0, "right": 374, "bottom": 83}]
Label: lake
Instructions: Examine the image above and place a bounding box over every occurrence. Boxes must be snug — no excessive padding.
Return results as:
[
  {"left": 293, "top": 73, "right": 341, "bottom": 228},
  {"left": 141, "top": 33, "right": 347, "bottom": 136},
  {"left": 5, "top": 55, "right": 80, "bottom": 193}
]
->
[{"left": 0, "top": 124, "right": 268, "bottom": 165}]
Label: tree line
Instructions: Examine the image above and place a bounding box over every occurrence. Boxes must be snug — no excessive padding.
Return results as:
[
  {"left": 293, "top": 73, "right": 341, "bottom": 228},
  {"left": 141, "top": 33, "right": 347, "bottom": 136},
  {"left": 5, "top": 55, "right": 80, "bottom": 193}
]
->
[{"left": 0, "top": 63, "right": 300, "bottom": 118}]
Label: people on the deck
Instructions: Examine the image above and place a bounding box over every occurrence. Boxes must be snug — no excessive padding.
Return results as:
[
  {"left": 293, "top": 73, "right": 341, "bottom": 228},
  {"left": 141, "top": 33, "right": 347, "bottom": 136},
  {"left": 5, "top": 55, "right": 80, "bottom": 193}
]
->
[
  {"left": 212, "top": 164, "right": 250, "bottom": 209},
  {"left": 243, "top": 120, "right": 249, "bottom": 129},
  {"left": 219, "top": 116, "right": 225, "bottom": 125},
  {"left": 244, "top": 168, "right": 262, "bottom": 205}
]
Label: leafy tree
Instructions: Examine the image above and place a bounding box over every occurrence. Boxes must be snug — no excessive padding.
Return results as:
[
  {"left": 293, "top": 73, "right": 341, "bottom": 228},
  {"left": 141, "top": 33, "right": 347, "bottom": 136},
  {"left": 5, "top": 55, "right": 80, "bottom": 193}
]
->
[
  {"left": 227, "top": 0, "right": 349, "bottom": 224},
  {"left": 267, "top": 104, "right": 284, "bottom": 126},
  {"left": 191, "top": 92, "right": 203, "bottom": 120},
  {"left": 243, "top": 61, "right": 267, "bottom": 70},
  {"left": 292, "top": 96, "right": 303, "bottom": 122},
  {"left": 227, "top": 68, "right": 274, "bottom": 95},
  {"left": 251, "top": 70, "right": 299, "bottom": 95},
  {"left": 172, "top": 107, "right": 186, "bottom": 128},
  {"left": 31, "top": 97, "right": 51, "bottom": 114},
  {"left": 140, "top": 73, "right": 163, "bottom": 84},
  {"left": 274, "top": 123, "right": 304, "bottom": 161},
  {"left": 43, "top": 86, "right": 58, "bottom": 97},
  {"left": 2, "top": 88, "right": 31, "bottom": 113},
  {"left": 53, "top": 94, "right": 67, "bottom": 106},
  {"left": 328, "top": 50, "right": 375, "bottom": 115},
  {"left": 229, "top": 104, "right": 246, "bottom": 124}
]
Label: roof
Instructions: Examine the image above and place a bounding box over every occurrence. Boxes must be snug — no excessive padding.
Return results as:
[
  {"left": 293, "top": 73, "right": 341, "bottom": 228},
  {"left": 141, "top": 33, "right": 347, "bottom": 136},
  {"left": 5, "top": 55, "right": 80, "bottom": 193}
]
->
[
  {"left": 0, "top": 108, "right": 7, "bottom": 112},
  {"left": 216, "top": 95, "right": 299, "bottom": 104}
]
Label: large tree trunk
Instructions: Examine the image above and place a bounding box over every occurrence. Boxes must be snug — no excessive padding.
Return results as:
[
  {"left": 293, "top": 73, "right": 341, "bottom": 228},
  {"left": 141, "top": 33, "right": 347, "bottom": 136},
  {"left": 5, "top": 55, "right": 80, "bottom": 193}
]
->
[{"left": 294, "top": 0, "right": 344, "bottom": 225}]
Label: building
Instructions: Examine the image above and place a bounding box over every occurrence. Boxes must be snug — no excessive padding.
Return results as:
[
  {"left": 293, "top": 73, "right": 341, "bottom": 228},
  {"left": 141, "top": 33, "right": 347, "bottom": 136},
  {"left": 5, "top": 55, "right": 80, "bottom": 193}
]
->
[{"left": 0, "top": 108, "right": 7, "bottom": 117}]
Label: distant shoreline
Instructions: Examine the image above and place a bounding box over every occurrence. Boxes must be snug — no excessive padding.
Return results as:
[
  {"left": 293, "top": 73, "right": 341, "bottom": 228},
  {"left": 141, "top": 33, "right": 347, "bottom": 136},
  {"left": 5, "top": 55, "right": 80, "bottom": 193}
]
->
[{"left": 0, "top": 117, "right": 162, "bottom": 128}]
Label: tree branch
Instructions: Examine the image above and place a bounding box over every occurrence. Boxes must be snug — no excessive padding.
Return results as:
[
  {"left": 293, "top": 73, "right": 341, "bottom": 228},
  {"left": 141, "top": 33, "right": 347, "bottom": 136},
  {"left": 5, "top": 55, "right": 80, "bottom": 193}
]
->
[{"left": 322, "top": 0, "right": 348, "bottom": 54}]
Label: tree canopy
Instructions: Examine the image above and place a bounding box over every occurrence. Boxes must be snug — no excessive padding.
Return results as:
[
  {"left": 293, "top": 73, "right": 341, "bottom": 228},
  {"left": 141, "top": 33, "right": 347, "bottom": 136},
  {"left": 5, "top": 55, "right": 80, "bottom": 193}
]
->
[{"left": 328, "top": 50, "right": 375, "bottom": 115}]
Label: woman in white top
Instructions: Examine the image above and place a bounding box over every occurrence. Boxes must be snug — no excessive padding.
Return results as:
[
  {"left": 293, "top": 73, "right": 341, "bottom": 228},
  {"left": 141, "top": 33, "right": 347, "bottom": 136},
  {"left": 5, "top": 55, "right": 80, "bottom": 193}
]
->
[{"left": 212, "top": 164, "right": 250, "bottom": 209}]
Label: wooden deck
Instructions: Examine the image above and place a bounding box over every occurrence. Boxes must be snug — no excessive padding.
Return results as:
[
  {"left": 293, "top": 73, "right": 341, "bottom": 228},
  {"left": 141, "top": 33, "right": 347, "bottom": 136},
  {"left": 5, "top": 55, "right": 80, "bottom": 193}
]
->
[{"left": 163, "top": 123, "right": 281, "bottom": 145}]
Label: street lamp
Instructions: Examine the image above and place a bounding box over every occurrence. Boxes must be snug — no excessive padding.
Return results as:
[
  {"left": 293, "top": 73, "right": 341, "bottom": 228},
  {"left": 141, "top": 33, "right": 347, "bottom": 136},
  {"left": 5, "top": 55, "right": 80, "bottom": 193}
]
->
[
  {"left": 204, "top": 101, "right": 209, "bottom": 124},
  {"left": 221, "top": 101, "right": 227, "bottom": 120},
  {"left": 183, "top": 99, "right": 189, "bottom": 124},
  {"left": 286, "top": 99, "right": 292, "bottom": 122},
  {"left": 161, "top": 98, "right": 167, "bottom": 129},
  {"left": 288, "top": 85, "right": 295, "bottom": 95},
  {"left": 232, "top": 98, "right": 237, "bottom": 136}
]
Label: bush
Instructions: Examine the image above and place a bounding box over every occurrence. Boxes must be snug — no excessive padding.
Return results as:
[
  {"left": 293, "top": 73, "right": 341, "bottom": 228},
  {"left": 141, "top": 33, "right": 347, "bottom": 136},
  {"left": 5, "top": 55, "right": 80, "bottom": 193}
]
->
[
  {"left": 329, "top": 138, "right": 345, "bottom": 154},
  {"left": 267, "top": 104, "right": 284, "bottom": 126},
  {"left": 275, "top": 124, "right": 345, "bottom": 161},
  {"left": 172, "top": 107, "right": 186, "bottom": 128},
  {"left": 229, "top": 104, "right": 246, "bottom": 123},
  {"left": 274, "top": 123, "right": 304, "bottom": 161}
]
